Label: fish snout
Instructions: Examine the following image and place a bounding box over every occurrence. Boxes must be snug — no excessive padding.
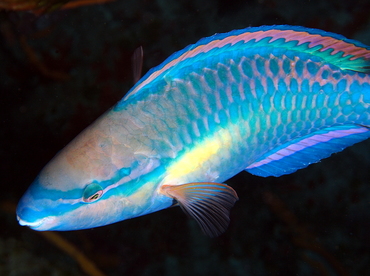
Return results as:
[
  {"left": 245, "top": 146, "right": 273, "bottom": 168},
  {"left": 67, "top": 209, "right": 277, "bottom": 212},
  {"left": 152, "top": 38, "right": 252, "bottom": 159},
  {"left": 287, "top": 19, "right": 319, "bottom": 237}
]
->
[
  {"left": 16, "top": 191, "right": 57, "bottom": 231},
  {"left": 16, "top": 204, "right": 57, "bottom": 230}
]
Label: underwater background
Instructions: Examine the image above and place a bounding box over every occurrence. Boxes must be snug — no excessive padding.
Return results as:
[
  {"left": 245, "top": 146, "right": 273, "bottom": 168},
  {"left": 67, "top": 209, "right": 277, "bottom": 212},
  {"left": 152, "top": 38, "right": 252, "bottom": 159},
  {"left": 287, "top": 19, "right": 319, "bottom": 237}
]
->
[{"left": 1, "top": 0, "right": 370, "bottom": 275}]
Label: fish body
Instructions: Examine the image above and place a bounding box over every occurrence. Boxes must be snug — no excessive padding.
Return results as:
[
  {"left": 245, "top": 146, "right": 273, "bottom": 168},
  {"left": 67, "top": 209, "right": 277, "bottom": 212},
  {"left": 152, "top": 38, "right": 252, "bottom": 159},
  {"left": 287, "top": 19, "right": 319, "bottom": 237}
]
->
[{"left": 17, "top": 25, "right": 370, "bottom": 236}]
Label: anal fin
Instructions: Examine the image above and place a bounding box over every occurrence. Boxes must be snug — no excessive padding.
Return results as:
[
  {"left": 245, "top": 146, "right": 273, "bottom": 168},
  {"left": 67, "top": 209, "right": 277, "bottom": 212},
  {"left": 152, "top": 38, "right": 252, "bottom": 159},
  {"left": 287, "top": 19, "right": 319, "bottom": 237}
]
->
[{"left": 246, "top": 124, "right": 370, "bottom": 177}]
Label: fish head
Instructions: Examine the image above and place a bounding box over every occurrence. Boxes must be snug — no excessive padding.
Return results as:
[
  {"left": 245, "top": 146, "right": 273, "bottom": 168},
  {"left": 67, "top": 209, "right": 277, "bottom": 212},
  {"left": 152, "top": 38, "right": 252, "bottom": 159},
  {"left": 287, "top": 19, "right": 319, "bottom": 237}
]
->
[{"left": 16, "top": 120, "right": 171, "bottom": 231}]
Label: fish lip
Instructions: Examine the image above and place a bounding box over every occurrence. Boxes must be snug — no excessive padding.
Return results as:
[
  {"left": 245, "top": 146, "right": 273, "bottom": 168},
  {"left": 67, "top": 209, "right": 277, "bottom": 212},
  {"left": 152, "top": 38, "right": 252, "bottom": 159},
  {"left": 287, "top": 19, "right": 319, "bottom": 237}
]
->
[
  {"left": 17, "top": 216, "right": 54, "bottom": 230},
  {"left": 17, "top": 215, "right": 44, "bottom": 227}
]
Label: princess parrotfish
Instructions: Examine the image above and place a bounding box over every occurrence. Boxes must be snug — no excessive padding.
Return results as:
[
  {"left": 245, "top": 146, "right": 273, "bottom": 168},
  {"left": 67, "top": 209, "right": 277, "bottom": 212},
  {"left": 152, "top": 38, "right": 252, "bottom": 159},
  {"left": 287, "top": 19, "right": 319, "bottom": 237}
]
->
[{"left": 16, "top": 25, "right": 370, "bottom": 237}]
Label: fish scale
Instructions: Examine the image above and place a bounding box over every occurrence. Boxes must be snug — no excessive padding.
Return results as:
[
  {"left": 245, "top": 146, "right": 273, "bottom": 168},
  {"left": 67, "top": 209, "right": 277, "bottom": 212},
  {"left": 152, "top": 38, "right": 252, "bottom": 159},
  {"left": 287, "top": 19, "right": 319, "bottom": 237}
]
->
[
  {"left": 143, "top": 50, "right": 370, "bottom": 180},
  {"left": 16, "top": 25, "right": 370, "bottom": 236}
]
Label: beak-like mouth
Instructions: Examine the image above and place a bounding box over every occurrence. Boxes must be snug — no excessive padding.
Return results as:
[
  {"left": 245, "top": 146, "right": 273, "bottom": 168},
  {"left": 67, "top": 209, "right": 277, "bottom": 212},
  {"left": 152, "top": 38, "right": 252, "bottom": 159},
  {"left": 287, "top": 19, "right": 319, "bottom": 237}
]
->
[
  {"left": 17, "top": 215, "right": 56, "bottom": 231},
  {"left": 17, "top": 215, "right": 44, "bottom": 227}
]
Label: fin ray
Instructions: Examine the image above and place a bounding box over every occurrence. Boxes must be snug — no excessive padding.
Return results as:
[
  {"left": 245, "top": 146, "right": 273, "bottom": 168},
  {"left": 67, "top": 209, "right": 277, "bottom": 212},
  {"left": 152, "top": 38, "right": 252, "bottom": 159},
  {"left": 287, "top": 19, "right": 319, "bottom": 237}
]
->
[
  {"left": 132, "top": 46, "right": 144, "bottom": 84},
  {"left": 161, "top": 183, "right": 238, "bottom": 237}
]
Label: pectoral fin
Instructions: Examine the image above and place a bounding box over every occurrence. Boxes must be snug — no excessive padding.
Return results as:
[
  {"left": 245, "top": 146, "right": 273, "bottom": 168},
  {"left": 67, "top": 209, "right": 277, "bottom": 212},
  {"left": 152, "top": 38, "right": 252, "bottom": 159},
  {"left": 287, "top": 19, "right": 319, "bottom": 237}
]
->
[{"left": 161, "top": 182, "right": 238, "bottom": 237}]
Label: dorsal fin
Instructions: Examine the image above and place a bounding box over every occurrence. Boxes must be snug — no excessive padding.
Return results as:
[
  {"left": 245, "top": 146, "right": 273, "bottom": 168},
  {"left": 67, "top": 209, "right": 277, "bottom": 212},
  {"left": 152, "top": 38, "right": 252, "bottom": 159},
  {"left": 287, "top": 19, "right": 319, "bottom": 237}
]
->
[
  {"left": 123, "top": 25, "right": 370, "bottom": 101},
  {"left": 132, "top": 46, "right": 143, "bottom": 84}
]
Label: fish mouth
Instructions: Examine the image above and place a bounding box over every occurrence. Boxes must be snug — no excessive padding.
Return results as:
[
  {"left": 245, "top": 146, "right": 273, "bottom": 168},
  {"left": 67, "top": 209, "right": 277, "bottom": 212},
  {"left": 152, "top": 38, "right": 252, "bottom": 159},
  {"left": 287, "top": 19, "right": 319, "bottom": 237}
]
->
[{"left": 17, "top": 215, "right": 56, "bottom": 231}]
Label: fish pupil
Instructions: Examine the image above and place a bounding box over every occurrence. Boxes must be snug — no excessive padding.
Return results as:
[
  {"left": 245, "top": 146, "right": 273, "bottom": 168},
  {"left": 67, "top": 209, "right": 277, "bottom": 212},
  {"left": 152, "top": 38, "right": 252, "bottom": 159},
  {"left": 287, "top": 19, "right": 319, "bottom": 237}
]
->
[{"left": 89, "top": 193, "right": 100, "bottom": 200}]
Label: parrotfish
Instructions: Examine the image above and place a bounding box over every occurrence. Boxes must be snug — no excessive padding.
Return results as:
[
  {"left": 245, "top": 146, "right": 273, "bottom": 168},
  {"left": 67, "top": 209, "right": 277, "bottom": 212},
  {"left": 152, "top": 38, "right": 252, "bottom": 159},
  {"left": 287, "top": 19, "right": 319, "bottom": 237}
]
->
[{"left": 17, "top": 25, "right": 370, "bottom": 237}]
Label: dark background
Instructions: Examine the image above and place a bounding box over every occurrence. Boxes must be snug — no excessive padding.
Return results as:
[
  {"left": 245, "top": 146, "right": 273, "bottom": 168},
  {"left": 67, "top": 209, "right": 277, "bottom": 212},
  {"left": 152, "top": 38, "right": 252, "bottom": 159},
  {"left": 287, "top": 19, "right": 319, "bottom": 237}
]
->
[{"left": 1, "top": 0, "right": 370, "bottom": 275}]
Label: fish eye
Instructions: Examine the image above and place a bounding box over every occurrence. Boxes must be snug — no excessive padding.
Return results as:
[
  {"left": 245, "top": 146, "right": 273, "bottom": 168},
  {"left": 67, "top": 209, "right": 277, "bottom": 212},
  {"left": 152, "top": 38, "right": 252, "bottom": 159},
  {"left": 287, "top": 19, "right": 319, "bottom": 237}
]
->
[{"left": 82, "top": 183, "right": 104, "bottom": 203}]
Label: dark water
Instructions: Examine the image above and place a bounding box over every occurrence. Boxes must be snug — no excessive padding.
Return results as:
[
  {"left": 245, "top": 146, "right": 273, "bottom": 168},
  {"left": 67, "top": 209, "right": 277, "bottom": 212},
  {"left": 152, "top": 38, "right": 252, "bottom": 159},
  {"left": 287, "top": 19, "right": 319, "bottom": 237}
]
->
[{"left": 1, "top": 0, "right": 370, "bottom": 275}]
